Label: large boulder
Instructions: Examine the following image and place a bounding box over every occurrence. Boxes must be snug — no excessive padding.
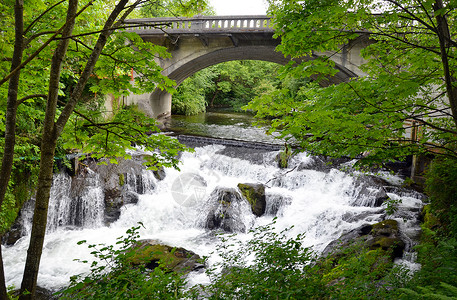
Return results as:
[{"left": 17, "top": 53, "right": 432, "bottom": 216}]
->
[
  {"left": 2, "top": 219, "right": 23, "bottom": 246},
  {"left": 237, "top": 183, "right": 266, "bottom": 217},
  {"left": 265, "top": 194, "right": 291, "bottom": 216},
  {"left": 130, "top": 240, "right": 204, "bottom": 274},
  {"left": 323, "top": 219, "right": 405, "bottom": 260},
  {"left": 76, "top": 157, "right": 154, "bottom": 225},
  {"left": 205, "top": 188, "right": 249, "bottom": 232},
  {"left": 368, "top": 219, "right": 405, "bottom": 258},
  {"left": 352, "top": 175, "right": 390, "bottom": 207}
]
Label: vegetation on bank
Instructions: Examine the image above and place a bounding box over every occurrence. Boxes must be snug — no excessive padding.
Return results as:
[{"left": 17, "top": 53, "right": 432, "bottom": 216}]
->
[{"left": 172, "top": 60, "right": 280, "bottom": 115}]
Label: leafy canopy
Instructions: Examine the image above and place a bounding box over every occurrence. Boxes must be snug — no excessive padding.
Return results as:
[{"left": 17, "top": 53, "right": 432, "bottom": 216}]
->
[{"left": 247, "top": 0, "right": 457, "bottom": 165}]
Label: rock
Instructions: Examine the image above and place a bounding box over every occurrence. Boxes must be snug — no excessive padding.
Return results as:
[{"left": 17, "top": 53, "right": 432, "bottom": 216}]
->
[
  {"left": 368, "top": 219, "right": 405, "bottom": 259},
  {"left": 10, "top": 286, "right": 59, "bottom": 300},
  {"left": 130, "top": 240, "right": 203, "bottom": 274},
  {"left": 323, "top": 219, "right": 405, "bottom": 260},
  {"left": 153, "top": 166, "right": 166, "bottom": 181},
  {"left": 352, "top": 175, "right": 390, "bottom": 207},
  {"left": 103, "top": 189, "right": 139, "bottom": 224},
  {"left": 2, "top": 218, "right": 24, "bottom": 245},
  {"left": 237, "top": 183, "right": 266, "bottom": 217},
  {"left": 297, "top": 156, "right": 352, "bottom": 173},
  {"left": 205, "top": 188, "right": 248, "bottom": 232},
  {"left": 265, "top": 194, "right": 291, "bottom": 216}
]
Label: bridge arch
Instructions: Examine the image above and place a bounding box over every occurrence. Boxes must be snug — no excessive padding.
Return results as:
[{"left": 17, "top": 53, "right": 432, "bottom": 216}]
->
[{"left": 124, "top": 16, "right": 367, "bottom": 119}]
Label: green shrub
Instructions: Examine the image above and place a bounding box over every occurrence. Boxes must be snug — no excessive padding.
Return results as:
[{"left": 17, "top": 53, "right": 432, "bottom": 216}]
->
[
  {"left": 58, "top": 224, "right": 187, "bottom": 299},
  {"left": 192, "top": 221, "right": 406, "bottom": 299},
  {"left": 425, "top": 157, "right": 457, "bottom": 237},
  {"left": 195, "top": 223, "right": 327, "bottom": 299}
]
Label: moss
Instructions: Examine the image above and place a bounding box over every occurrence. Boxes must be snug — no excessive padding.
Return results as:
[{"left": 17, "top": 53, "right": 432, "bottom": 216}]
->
[
  {"left": 371, "top": 219, "right": 399, "bottom": 232},
  {"left": 118, "top": 173, "right": 125, "bottom": 186},
  {"left": 128, "top": 242, "right": 199, "bottom": 274},
  {"left": 237, "top": 183, "right": 266, "bottom": 217},
  {"left": 322, "top": 247, "right": 393, "bottom": 285},
  {"left": 238, "top": 184, "right": 256, "bottom": 206},
  {"left": 277, "top": 145, "right": 292, "bottom": 169},
  {"left": 371, "top": 237, "right": 398, "bottom": 250}
]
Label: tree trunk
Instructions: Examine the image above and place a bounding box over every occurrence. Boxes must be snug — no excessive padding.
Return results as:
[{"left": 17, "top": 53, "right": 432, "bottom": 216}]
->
[
  {"left": 19, "top": 1, "right": 135, "bottom": 297},
  {"left": 433, "top": 0, "right": 457, "bottom": 129},
  {"left": 19, "top": 1, "right": 78, "bottom": 298},
  {"left": 210, "top": 90, "right": 220, "bottom": 107},
  {"left": 0, "top": 1, "right": 24, "bottom": 298}
]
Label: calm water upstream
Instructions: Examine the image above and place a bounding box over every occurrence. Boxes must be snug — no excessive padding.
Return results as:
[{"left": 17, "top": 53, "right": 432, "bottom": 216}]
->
[{"left": 166, "top": 110, "right": 284, "bottom": 144}]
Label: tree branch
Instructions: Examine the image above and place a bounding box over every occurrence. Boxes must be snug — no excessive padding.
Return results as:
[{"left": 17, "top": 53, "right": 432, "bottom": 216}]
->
[
  {"left": 0, "top": 0, "right": 95, "bottom": 87},
  {"left": 23, "top": 0, "right": 66, "bottom": 35},
  {"left": 16, "top": 94, "right": 47, "bottom": 107}
]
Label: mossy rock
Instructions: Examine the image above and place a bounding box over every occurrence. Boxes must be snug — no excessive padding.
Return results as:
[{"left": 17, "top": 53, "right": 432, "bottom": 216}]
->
[
  {"left": 323, "top": 247, "right": 394, "bottom": 286},
  {"left": 205, "top": 187, "right": 247, "bottom": 232},
  {"left": 152, "top": 166, "right": 166, "bottom": 181},
  {"left": 276, "top": 147, "right": 292, "bottom": 169},
  {"left": 371, "top": 219, "right": 399, "bottom": 232},
  {"left": 237, "top": 183, "right": 266, "bottom": 217},
  {"left": 368, "top": 220, "right": 405, "bottom": 259},
  {"left": 324, "top": 220, "right": 405, "bottom": 261},
  {"left": 129, "top": 240, "right": 203, "bottom": 274},
  {"left": 118, "top": 173, "right": 125, "bottom": 186}
]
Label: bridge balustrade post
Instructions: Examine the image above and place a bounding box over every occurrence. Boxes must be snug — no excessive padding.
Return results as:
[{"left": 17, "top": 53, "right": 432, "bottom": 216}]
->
[{"left": 192, "top": 15, "right": 204, "bottom": 30}]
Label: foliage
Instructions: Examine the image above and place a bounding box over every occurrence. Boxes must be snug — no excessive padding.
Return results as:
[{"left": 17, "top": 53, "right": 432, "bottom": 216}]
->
[
  {"left": 0, "top": 0, "right": 196, "bottom": 233},
  {"left": 246, "top": 0, "right": 457, "bottom": 165},
  {"left": 207, "top": 61, "right": 280, "bottom": 111},
  {"left": 192, "top": 221, "right": 406, "bottom": 299},
  {"left": 61, "top": 105, "right": 189, "bottom": 170},
  {"left": 172, "top": 68, "right": 215, "bottom": 115},
  {"left": 136, "top": 0, "right": 213, "bottom": 18},
  {"left": 172, "top": 60, "right": 280, "bottom": 115},
  {"left": 59, "top": 224, "right": 187, "bottom": 299},
  {"left": 195, "top": 223, "right": 327, "bottom": 299},
  {"left": 425, "top": 157, "right": 457, "bottom": 237},
  {"left": 0, "top": 1, "right": 197, "bottom": 297},
  {"left": 397, "top": 220, "right": 457, "bottom": 298}
]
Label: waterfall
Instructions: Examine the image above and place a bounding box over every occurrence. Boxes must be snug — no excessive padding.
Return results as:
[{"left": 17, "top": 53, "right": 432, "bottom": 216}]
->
[{"left": 2, "top": 144, "right": 424, "bottom": 292}]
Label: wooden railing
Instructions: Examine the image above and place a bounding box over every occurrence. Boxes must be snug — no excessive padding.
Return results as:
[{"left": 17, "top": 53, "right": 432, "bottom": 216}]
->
[{"left": 124, "top": 15, "right": 273, "bottom": 34}]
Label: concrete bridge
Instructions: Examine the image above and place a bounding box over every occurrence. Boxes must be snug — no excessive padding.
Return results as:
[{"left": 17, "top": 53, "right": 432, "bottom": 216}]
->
[{"left": 122, "top": 15, "right": 370, "bottom": 119}]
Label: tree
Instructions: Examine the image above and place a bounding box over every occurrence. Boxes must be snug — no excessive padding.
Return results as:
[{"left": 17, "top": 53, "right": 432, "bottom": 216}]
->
[
  {"left": 171, "top": 60, "right": 281, "bottom": 115},
  {"left": 0, "top": 0, "right": 206, "bottom": 298},
  {"left": 247, "top": 0, "right": 457, "bottom": 166},
  {"left": 136, "top": 0, "right": 214, "bottom": 18}
]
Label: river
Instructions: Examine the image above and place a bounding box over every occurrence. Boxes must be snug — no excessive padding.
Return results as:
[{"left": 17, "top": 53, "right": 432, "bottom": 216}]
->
[{"left": 3, "top": 110, "right": 424, "bottom": 293}]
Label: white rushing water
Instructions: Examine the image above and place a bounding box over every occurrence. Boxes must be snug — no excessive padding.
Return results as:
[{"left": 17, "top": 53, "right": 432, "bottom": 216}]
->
[{"left": 3, "top": 144, "right": 424, "bottom": 291}]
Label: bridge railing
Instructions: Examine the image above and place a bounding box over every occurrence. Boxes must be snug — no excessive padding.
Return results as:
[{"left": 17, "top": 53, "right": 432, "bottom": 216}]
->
[{"left": 124, "top": 15, "right": 273, "bottom": 33}]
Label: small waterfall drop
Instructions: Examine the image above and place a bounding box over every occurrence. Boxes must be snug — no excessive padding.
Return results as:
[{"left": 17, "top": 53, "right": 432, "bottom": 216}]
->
[{"left": 2, "top": 143, "right": 424, "bottom": 291}]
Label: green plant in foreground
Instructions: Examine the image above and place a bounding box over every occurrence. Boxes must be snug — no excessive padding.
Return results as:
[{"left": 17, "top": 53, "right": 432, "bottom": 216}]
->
[
  {"left": 58, "top": 224, "right": 186, "bottom": 300},
  {"left": 193, "top": 220, "right": 411, "bottom": 300},
  {"left": 194, "top": 223, "right": 327, "bottom": 299}
]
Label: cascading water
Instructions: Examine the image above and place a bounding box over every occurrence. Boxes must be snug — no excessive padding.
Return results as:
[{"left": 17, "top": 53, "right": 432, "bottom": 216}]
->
[{"left": 2, "top": 142, "right": 424, "bottom": 292}]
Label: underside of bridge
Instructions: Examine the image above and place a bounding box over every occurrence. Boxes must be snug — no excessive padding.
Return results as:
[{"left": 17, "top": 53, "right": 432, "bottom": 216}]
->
[{"left": 149, "top": 44, "right": 291, "bottom": 119}]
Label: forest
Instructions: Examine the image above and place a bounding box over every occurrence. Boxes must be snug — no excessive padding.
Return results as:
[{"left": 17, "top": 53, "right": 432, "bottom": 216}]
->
[{"left": 1, "top": 0, "right": 457, "bottom": 299}]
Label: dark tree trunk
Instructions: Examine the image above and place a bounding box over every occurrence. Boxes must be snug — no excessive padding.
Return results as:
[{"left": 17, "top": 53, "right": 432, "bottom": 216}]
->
[
  {"left": 210, "top": 90, "right": 220, "bottom": 107},
  {"left": 433, "top": 0, "right": 457, "bottom": 129},
  {"left": 0, "top": 1, "right": 24, "bottom": 299},
  {"left": 19, "top": 1, "right": 78, "bottom": 298},
  {"left": 19, "top": 1, "right": 135, "bottom": 297}
]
